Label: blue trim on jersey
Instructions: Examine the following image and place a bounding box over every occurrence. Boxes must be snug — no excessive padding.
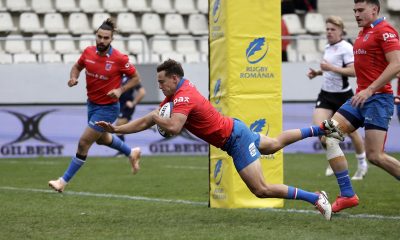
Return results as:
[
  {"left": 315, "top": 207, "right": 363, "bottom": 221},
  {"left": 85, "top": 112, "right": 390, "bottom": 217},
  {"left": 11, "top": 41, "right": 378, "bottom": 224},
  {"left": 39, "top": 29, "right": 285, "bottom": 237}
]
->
[
  {"left": 338, "top": 93, "right": 394, "bottom": 131},
  {"left": 96, "top": 45, "right": 113, "bottom": 57},
  {"left": 87, "top": 100, "right": 120, "bottom": 132},
  {"left": 176, "top": 78, "right": 185, "bottom": 91},
  {"left": 370, "top": 17, "right": 385, "bottom": 28},
  {"left": 221, "top": 119, "right": 260, "bottom": 172}
]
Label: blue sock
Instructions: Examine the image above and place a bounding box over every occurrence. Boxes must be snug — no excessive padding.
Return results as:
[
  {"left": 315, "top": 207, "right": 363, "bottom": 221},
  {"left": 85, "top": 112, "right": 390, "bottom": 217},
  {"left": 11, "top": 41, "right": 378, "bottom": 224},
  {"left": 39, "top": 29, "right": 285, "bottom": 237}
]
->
[
  {"left": 109, "top": 135, "right": 131, "bottom": 156},
  {"left": 300, "top": 125, "right": 324, "bottom": 139},
  {"left": 396, "top": 176, "right": 400, "bottom": 181},
  {"left": 62, "top": 156, "right": 85, "bottom": 182},
  {"left": 335, "top": 170, "right": 354, "bottom": 197},
  {"left": 287, "top": 186, "right": 319, "bottom": 204}
]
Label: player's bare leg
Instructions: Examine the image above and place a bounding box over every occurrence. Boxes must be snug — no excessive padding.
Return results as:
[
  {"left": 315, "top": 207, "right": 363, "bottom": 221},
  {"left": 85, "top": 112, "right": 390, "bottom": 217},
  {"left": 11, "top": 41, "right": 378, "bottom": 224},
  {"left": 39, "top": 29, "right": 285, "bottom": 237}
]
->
[
  {"left": 49, "top": 127, "right": 100, "bottom": 193},
  {"left": 312, "top": 108, "right": 336, "bottom": 176},
  {"left": 238, "top": 160, "right": 332, "bottom": 220},
  {"left": 348, "top": 131, "right": 368, "bottom": 180},
  {"left": 324, "top": 114, "right": 359, "bottom": 212},
  {"left": 129, "top": 147, "right": 141, "bottom": 174},
  {"left": 97, "top": 132, "right": 142, "bottom": 174},
  {"left": 364, "top": 129, "right": 400, "bottom": 178}
]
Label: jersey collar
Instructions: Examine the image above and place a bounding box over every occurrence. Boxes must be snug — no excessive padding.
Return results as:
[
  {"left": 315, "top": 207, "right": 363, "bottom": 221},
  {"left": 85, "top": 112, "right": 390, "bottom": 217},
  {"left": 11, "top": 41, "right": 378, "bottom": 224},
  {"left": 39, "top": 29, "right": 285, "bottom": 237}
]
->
[
  {"left": 176, "top": 78, "right": 185, "bottom": 91},
  {"left": 96, "top": 45, "right": 113, "bottom": 57},
  {"left": 370, "top": 17, "right": 385, "bottom": 28}
]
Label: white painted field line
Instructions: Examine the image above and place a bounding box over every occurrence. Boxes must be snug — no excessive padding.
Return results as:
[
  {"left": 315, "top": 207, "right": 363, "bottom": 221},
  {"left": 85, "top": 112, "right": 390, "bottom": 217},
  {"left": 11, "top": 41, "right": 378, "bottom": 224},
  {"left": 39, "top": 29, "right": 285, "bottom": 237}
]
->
[
  {"left": 0, "top": 160, "right": 61, "bottom": 165},
  {"left": 164, "top": 165, "right": 208, "bottom": 170},
  {"left": 1, "top": 186, "right": 399, "bottom": 221},
  {"left": 0, "top": 186, "right": 207, "bottom": 206},
  {"left": 257, "top": 208, "right": 400, "bottom": 220}
]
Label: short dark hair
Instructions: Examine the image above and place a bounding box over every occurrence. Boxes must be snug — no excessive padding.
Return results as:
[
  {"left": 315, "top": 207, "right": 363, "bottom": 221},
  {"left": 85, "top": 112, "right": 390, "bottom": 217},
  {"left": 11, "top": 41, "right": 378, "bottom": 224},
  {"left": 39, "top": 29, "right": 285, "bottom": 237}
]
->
[
  {"left": 354, "top": 0, "right": 380, "bottom": 13},
  {"left": 157, "top": 59, "right": 184, "bottom": 78},
  {"left": 97, "top": 18, "right": 117, "bottom": 34}
]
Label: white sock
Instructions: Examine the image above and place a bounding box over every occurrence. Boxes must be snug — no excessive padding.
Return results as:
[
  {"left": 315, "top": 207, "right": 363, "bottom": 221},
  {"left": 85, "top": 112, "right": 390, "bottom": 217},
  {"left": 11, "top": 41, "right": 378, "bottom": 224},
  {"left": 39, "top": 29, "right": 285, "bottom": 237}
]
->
[{"left": 355, "top": 152, "right": 367, "bottom": 168}]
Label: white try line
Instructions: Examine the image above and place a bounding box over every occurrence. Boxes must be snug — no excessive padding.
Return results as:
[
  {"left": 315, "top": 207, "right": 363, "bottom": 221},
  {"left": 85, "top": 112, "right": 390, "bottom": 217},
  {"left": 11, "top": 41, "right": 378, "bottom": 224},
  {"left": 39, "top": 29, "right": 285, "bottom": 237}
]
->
[
  {"left": 1, "top": 186, "right": 399, "bottom": 221},
  {"left": 164, "top": 165, "right": 208, "bottom": 170},
  {"left": 0, "top": 160, "right": 61, "bottom": 165}
]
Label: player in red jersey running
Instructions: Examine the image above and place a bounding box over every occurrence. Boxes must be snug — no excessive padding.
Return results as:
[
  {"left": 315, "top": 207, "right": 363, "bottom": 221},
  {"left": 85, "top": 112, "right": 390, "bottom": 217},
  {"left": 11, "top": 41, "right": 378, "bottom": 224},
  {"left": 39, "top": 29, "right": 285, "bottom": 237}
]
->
[
  {"left": 307, "top": 16, "right": 368, "bottom": 180},
  {"left": 321, "top": 0, "right": 400, "bottom": 213},
  {"left": 96, "top": 59, "right": 348, "bottom": 220},
  {"left": 48, "top": 18, "right": 142, "bottom": 193}
]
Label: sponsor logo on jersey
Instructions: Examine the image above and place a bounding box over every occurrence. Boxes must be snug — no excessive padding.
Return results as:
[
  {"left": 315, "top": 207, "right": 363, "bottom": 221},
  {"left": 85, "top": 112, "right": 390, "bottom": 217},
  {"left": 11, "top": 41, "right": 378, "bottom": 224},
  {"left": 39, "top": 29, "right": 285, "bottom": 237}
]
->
[
  {"left": 105, "top": 63, "right": 112, "bottom": 71},
  {"left": 363, "top": 33, "right": 370, "bottom": 42},
  {"left": 354, "top": 48, "right": 367, "bottom": 55},
  {"left": 85, "top": 59, "right": 95, "bottom": 64},
  {"left": 382, "top": 32, "right": 397, "bottom": 41},
  {"left": 173, "top": 96, "right": 190, "bottom": 105}
]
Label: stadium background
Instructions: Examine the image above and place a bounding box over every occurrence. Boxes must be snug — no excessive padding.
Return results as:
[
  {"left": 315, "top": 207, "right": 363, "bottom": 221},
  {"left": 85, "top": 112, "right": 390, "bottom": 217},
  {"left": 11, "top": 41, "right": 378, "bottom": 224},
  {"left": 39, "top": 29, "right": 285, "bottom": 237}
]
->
[{"left": 1, "top": 0, "right": 400, "bottom": 158}]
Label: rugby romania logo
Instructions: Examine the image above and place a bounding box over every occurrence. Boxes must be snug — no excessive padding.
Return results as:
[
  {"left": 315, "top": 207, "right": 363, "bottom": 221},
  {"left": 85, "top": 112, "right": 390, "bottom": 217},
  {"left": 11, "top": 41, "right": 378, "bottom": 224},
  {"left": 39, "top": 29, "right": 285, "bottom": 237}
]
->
[
  {"left": 213, "top": 78, "right": 222, "bottom": 104},
  {"left": 212, "top": 0, "right": 221, "bottom": 23},
  {"left": 214, "top": 159, "right": 223, "bottom": 185},
  {"left": 246, "top": 37, "right": 269, "bottom": 64},
  {"left": 250, "top": 118, "right": 270, "bottom": 136}
]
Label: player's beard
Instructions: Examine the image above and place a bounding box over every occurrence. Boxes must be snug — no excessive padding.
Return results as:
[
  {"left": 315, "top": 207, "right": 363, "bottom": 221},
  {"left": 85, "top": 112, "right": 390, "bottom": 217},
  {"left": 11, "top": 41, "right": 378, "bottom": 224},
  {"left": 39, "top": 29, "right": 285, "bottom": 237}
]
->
[{"left": 96, "top": 43, "right": 110, "bottom": 53}]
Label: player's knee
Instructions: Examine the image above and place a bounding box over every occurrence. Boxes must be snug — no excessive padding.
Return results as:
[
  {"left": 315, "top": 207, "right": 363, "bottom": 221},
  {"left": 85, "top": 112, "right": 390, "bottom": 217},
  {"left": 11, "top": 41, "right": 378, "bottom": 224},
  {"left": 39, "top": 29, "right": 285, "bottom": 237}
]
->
[
  {"left": 78, "top": 138, "right": 91, "bottom": 148},
  {"left": 259, "top": 137, "right": 280, "bottom": 154},
  {"left": 269, "top": 138, "right": 284, "bottom": 153},
  {"left": 325, "top": 137, "right": 344, "bottom": 160},
  {"left": 95, "top": 138, "right": 106, "bottom": 145},
  {"left": 366, "top": 151, "right": 382, "bottom": 166},
  {"left": 250, "top": 185, "right": 273, "bottom": 198}
]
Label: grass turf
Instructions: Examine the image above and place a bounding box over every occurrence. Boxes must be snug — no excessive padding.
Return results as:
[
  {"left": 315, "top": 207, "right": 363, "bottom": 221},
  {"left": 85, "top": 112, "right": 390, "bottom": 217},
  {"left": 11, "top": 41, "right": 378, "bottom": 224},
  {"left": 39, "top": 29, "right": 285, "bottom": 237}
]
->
[{"left": 0, "top": 153, "right": 399, "bottom": 239}]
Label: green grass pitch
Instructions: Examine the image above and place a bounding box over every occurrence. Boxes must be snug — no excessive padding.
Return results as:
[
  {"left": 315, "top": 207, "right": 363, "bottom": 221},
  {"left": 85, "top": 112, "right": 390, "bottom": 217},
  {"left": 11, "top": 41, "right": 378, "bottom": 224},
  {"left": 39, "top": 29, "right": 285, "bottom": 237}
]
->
[{"left": 0, "top": 153, "right": 399, "bottom": 239}]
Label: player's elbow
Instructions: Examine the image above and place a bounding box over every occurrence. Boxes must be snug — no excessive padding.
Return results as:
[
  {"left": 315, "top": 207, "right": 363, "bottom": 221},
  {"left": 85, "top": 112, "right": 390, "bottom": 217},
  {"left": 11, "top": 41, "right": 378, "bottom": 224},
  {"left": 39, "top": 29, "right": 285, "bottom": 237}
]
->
[{"left": 166, "top": 124, "right": 182, "bottom": 136}]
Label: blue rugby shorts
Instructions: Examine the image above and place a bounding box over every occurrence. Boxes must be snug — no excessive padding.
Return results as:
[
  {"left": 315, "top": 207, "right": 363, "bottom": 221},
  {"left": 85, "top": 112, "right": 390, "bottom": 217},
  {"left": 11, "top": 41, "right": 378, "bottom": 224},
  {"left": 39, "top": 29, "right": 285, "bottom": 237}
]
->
[
  {"left": 87, "top": 100, "right": 120, "bottom": 132},
  {"left": 222, "top": 119, "right": 261, "bottom": 171},
  {"left": 337, "top": 93, "right": 394, "bottom": 131}
]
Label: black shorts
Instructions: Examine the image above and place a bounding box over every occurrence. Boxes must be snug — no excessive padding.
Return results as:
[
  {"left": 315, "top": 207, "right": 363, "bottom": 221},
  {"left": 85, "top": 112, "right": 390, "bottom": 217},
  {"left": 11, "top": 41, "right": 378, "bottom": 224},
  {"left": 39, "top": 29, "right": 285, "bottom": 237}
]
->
[
  {"left": 315, "top": 89, "right": 354, "bottom": 112},
  {"left": 118, "top": 106, "right": 135, "bottom": 121}
]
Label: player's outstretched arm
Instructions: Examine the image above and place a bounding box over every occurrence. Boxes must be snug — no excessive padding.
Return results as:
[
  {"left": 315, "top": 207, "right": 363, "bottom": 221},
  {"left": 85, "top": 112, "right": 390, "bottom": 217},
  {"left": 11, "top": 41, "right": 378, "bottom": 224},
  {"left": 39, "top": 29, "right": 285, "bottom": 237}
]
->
[
  {"left": 351, "top": 50, "right": 400, "bottom": 107},
  {"left": 96, "top": 111, "right": 156, "bottom": 134}
]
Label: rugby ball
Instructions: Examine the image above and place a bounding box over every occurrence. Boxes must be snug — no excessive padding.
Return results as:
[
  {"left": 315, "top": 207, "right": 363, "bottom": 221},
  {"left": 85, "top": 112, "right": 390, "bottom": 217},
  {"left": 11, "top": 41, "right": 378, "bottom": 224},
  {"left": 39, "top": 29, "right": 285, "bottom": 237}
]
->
[{"left": 157, "top": 102, "right": 173, "bottom": 137}]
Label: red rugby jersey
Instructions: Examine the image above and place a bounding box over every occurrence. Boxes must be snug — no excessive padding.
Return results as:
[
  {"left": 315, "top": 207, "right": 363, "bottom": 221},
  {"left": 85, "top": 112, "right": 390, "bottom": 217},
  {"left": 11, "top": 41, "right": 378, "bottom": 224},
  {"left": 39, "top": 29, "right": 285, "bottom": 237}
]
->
[
  {"left": 77, "top": 46, "right": 136, "bottom": 104},
  {"left": 160, "top": 79, "right": 233, "bottom": 148},
  {"left": 353, "top": 19, "right": 400, "bottom": 94}
]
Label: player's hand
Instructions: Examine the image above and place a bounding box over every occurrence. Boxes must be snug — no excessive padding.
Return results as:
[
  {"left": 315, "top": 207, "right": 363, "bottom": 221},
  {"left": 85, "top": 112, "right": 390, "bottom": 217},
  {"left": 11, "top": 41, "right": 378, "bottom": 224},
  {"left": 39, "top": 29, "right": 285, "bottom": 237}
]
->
[
  {"left": 107, "top": 88, "right": 123, "bottom": 99},
  {"left": 68, "top": 78, "right": 78, "bottom": 87},
  {"left": 320, "top": 60, "right": 332, "bottom": 72},
  {"left": 307, "top": 68, "right": 319, "bottom": 79},
  {"left": 395, "top": 96, "right": 400, "bottom": 105},
  {"left": 126, "top": 101, "right": 134, "bottom": 109},
  {"left": 95, "top": 121, "right": 116, "bottom": 133},
  {"left": 351, "top": 88, "right": 373, "bottom": 108}
]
